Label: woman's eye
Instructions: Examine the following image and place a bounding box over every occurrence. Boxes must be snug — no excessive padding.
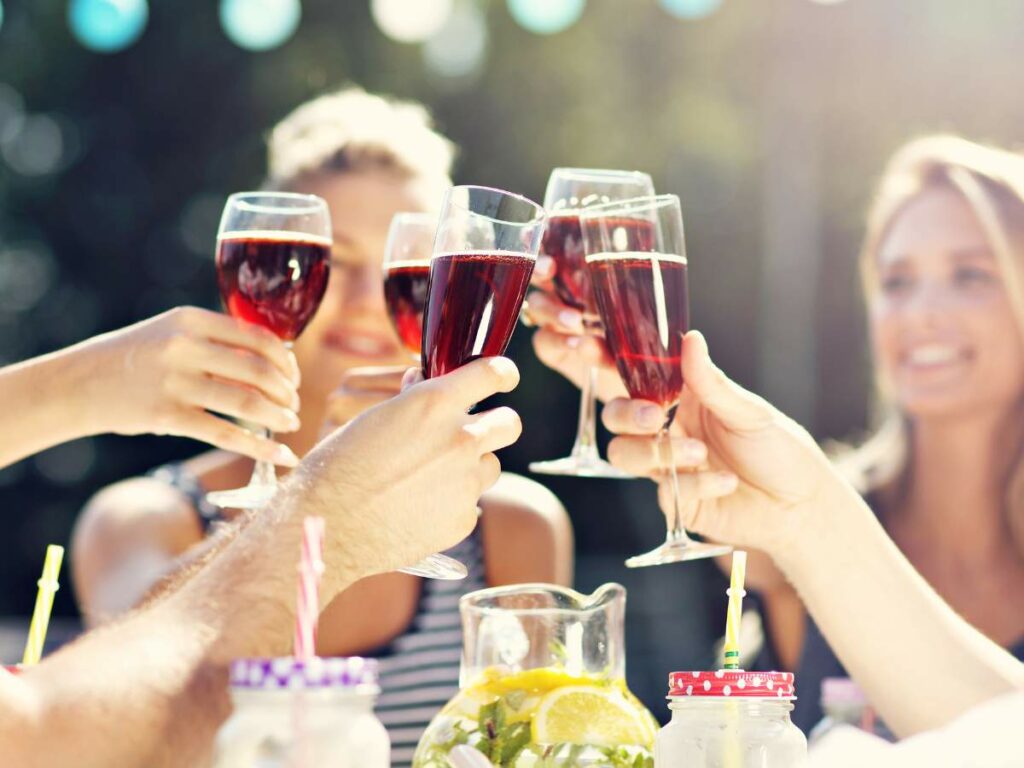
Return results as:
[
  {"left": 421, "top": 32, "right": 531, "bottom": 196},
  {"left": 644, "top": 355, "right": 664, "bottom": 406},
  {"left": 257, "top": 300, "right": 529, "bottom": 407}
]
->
[
  {"left": 881, "top": 273, "right": 912, "bottom": 294},
  {"left": 954, "top": 266, "right": 996, "bottom": 286}
]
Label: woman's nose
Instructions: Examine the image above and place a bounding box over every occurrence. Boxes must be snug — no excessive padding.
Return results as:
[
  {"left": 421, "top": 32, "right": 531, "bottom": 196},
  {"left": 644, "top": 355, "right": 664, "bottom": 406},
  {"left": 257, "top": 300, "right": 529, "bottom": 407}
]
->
[{"left": 346, "top": 264, "right": 387, "bottom": 310}]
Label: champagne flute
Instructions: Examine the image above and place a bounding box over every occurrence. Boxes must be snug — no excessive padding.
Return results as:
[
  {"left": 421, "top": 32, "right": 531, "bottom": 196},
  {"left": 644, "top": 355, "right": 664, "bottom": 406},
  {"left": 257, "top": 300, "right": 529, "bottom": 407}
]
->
[
  {"left": 419, "top": 185, "right": 546, "bottom": 576},
  {"left": 579, "top": 194, "right": 732, "bottom": 567},
  {"left": 381, "top": 212, "right": 470, "bottom": 580},
  {"left": 529, "top": 168, "right": 654, "bottom": 478},
  {"left": 206, "top": 192, "right": 331, "bottom": 510}
]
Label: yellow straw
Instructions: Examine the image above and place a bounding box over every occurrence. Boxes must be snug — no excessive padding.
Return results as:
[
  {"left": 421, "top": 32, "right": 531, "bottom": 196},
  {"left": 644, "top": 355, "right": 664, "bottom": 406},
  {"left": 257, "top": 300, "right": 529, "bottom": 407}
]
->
[
  {"left": 723, "top": 550, "right": 747, "bottom": 669},
  {"left": 22, "top": 545, "right": 64, "bottom": 666}
]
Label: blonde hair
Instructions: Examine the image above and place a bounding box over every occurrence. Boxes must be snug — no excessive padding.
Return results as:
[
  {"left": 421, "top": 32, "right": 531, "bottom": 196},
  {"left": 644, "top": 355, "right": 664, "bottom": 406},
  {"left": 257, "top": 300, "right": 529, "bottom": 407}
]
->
[
  {"left": 839, "top": 135, "right": 1024, "bottom": 552},
  {"left": 265, "top": 86, "right": 455, "bottom": 200}
]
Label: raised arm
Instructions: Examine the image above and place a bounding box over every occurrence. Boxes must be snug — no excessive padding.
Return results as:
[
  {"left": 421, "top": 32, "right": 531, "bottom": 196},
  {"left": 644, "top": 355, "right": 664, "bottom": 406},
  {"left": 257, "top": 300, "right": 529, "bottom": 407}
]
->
[
  {"left": 602, "top": 331, "right": 1024, "bottom": 737},
  {"left": 0, "top": 357, "right": 523, "bottom": 767},
  {"left": 0, "top": 306, "right": 301, "bottom": 469}
]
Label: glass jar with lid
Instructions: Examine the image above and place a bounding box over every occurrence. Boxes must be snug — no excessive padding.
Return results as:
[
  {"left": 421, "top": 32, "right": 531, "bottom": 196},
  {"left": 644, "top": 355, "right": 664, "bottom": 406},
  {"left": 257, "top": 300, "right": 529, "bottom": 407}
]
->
[
  {"left": 655, "top": 670, "right": 807, "bottom": 767},
  {"left": 212, "top": 656, "right": 388, "bottom": 768}
]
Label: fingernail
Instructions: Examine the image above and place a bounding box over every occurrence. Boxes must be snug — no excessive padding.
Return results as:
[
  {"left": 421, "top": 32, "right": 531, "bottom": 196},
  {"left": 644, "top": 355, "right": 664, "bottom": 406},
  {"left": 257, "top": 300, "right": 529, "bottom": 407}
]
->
[
  {"left": 683, "top": 439, "right": 706, "bottom": 461},
  {"left": 637, "top": 404, "right": 663, "bottom": 429},
  {"left": 272, "top": 444, "right": 300, "bottom": 467},
  {"left": 559, "top": 310, "right": 583, "bottom": 331},
  {"left": 714, "top": 471, "right": 738, "bottom": 491},
  {"left": 283, "top": 410, "right": 300, "bottom": 431},
  {"left": 565, "top": 335, "right": 581, "bottom": 349}
]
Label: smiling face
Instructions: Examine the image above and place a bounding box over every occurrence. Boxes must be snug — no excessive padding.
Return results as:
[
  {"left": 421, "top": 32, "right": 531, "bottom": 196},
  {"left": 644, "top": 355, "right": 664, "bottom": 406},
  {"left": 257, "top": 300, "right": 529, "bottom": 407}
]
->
[
  {"left": 870, "top": 185, "right": 1024, "bottom": 420},
  {"left": 289, "top": 169, "right": 436, "bottom": 403}
]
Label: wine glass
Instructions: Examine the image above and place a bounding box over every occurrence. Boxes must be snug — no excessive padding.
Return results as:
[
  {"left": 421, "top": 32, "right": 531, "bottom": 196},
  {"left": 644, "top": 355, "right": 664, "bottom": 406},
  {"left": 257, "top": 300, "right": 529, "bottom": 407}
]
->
[
  {"left": 206, "top": 192, "right": 332, "bottom": 510},
  {"left": 382, "top": 212, "right": 434, "bottom": 361},
  {"left": 381, "top": 211, "right": 471, "bottom": 581},
  {"left": 579, "top": 194, "right": 732, "bottom": 567},
  {"left": 419, "top": 185, "right": 546, "bottom": 575},
  {"left": 529, "top": 168, "right": 655, "bottom": 479}
]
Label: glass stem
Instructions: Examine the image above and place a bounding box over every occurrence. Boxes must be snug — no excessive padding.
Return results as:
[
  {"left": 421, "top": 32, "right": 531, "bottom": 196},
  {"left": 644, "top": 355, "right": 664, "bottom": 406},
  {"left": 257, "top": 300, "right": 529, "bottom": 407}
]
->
[
  {"left": 660, "top": 423, "right": 689, "bottom": 545},
  {"left": 250, "top": 428, "right": 277, "bottom": 488},
  {"left": 570, "top": 366, "right": 599, "bottom": 460}
]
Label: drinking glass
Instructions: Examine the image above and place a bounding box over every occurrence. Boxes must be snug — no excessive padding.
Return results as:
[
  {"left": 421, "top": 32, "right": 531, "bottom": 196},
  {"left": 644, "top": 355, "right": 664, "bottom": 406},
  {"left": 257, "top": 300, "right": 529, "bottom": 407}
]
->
[
  {"left": 579, "top": 195, "right": 732, "bottom": 567},
  {"left": 382, "top": 212, "right": 434, "bottom": 360},
  {"left": 419, "top": 185, "right": 546, "bottom": 575},
  {"left": 529, "top": 168, "right": 654, "bottom": 478},
  {"left": 206, "top": 192, "right": 332, "bottom": 510},
  {"left": 381, "top": 212, "right": 471, "bottom": 580}
]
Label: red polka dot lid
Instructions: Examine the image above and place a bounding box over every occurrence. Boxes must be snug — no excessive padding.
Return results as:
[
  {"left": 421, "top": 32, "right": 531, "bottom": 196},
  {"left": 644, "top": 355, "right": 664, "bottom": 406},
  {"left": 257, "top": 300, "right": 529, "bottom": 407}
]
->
[{"left": 668, "top": 670, "right": 796, "bottom": 699}]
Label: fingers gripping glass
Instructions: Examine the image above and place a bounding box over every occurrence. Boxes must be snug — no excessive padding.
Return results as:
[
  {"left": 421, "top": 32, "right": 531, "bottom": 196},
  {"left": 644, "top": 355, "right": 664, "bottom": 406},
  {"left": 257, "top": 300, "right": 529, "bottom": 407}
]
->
[
  {"left": 529, "top": 168, "right": 655, "bottom": 479},
  {"left": 381, "top": 212, "right": 470, "bottom": 580},
  {"left": 579, "top": 195, "right": 731, "bottom": 567},
  {"left": 418, "top": 186, "right": 546, "bottom": 578},
  {"left": 206, "top": 192, "right": 331, "bottom": 510}
]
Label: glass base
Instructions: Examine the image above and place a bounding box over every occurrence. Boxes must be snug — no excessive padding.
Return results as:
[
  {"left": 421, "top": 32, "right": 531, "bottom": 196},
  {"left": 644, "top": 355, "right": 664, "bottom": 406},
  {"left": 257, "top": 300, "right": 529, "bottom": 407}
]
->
[
  {"left": 529, "top": 454, "right": 633, "bottom": 479},
  {"left": 625, "top": 538, "right": 732, "bottom": 568},
  {"left": 399, "top": 552, "right": 468, "bottom": 580},
  {"left": 206, "top": 483, "right": 277, "bottom": 510}
]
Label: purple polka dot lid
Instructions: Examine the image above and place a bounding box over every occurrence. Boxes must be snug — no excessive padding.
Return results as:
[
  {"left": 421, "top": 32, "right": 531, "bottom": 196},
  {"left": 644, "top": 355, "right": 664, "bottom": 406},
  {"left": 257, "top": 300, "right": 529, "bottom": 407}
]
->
[{"left": 229, "top": 656, "right": 379, "bottom": 691}]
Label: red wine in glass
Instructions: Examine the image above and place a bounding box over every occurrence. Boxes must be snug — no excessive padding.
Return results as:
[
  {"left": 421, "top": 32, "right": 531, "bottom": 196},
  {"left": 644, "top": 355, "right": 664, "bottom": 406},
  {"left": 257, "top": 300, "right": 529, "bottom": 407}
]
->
[
  {"left": 216, "top": 232, "right": 331, "bottom": 341},
  {"left": 422, "top": 251, "right": 535, "bottom": 379},
  {"left": 384, "top": 263, "right": 430, "bottom": 355},
  {"left": 589, "top": 252, "right": 689, "bottom": 408},
  {"left": 543, "top": 214, "right": 597, "bottom": 318}
]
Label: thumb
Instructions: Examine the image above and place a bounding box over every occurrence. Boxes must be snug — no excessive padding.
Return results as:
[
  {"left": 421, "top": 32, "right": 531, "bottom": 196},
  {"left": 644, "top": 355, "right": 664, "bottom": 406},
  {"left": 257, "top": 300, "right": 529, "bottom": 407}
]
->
[
  {"left": 401, "top": 367, "right": 423, "bottom": 391},
  {"left": 682, "top": 331, "right": 775, "bottom": 432}
]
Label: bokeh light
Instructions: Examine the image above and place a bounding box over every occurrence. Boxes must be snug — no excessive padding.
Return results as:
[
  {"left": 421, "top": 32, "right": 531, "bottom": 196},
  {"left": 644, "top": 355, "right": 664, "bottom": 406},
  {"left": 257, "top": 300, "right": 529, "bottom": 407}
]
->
[
  {"left": 1, "top": 114, "right": 64, "bottom": 176},
  {"left": 507, "top": 0, "right": 585, "bottom": 35},
  {"left": 658, "top": 0, "right": 723, "bottom": 20},
  {"left": 423, "top": 3, "right": 488, "bottom": 80},
  {"left": 372, "top": 0, "right": 452, "bottom": 43},
  {"left": 0, "top": 242, "right": 56, "bottom": 314},
  {"left": 220, "top": 0, "right": 301, "bottom": 51},
  {"left": 68, "top": 0, "right": 149, "bottom": 53},
  {"left": 34, "top": 440, "right": 97, "bottom": 485}
]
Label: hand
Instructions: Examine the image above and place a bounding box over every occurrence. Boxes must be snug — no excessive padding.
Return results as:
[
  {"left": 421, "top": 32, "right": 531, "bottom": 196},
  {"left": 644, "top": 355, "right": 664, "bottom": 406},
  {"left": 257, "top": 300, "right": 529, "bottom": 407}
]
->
[
  {"left": 602, "top": 330, "right": 840, "bottom": 558},
  {"left": 79, "top": 306, "right": 301, "bottom": 465},
  {"left": 296, "top": 357, "right": 523, "bottom": 577},
  {"left": 320, "top": 365, "right": 406, "bottom": 436},
  {"left": 524, "top": 286, "right": 627, "bottom": 403}
]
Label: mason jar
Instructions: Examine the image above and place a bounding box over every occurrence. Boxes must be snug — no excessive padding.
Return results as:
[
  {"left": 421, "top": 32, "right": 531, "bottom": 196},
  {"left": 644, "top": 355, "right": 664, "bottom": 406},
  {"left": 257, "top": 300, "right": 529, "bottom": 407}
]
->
[
  {"left": 212, "top": 656, "right": 388, "bottom": 768},
  {"left": 655, "top": 670, "right": 807, "bottom": 767}
]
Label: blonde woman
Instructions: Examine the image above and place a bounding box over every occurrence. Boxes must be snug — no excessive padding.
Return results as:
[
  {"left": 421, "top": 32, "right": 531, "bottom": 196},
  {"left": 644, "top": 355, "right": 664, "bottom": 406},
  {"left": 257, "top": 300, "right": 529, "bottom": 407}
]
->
[
  {"left": 72, "top": 87, "right": 571, "bottom": 767},
  {"left": 527, "top": 135, "right": 1024, "bottom": 730}
]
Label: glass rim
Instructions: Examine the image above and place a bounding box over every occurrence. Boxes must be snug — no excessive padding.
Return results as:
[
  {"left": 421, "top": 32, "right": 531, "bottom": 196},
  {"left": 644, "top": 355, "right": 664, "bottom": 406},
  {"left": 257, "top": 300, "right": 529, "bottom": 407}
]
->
[
  {"left": 550, "top": 167, "right": 653, "bottom": 183},
  {"left": 459, "top": 582, "right": 625, "bottom": 617},
  {"left": 577, "top": 193, "right": 680, "bottom": 219},
  {"left": 443, "top": 184, "right": 546, "bottom": 227},
  {"left": 226, "top": 190, "right": 328, "bottom": 216}
]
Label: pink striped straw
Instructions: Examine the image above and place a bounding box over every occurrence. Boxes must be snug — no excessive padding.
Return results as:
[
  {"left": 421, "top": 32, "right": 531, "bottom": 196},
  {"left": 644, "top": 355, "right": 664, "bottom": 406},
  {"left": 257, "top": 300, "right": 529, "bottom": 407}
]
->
[{"left": 294, "top": 516, "right": 325, "bottom": 660}]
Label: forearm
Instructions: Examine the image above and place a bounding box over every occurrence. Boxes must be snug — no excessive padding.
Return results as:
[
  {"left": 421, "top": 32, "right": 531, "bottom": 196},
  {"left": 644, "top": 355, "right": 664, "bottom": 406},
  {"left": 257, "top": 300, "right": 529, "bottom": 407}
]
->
[
  {"left": 0, "top": 343, "right": 100, "bottom": 468},
  {"left": 777, "top": 480, "right": 1024, "bottom": 736},
  {"left": 2, "top": 479, "right": 360, "bottom": 766}
]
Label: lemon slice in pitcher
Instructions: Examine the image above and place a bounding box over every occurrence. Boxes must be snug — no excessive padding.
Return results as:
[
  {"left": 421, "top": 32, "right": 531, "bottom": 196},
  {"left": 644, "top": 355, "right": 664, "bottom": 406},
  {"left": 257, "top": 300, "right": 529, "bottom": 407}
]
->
[{"left": 532, "top": 686, "right": 655, "bottom": 747}]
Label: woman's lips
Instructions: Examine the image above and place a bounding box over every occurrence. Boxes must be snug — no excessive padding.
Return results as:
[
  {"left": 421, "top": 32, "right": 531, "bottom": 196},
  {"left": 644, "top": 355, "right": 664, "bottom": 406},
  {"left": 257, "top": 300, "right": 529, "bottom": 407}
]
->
[
  {"left": 323, "top": 330, "right": 400, "bottom": 360},
  {"left": 898, "top": 342, "right": 972, "bottom": 376}
]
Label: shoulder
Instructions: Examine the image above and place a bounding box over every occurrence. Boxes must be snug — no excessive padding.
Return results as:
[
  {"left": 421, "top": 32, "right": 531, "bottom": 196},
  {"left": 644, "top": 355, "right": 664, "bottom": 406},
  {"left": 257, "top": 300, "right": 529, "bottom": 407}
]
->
[{"left": 479, "top": 472, "right": 574, "bottom": 586}]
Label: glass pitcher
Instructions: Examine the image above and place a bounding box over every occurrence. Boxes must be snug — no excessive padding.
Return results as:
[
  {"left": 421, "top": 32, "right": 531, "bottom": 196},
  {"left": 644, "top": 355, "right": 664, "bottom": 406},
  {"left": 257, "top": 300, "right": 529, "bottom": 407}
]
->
[{"left": 413, "top": 583, "right": 656, "bottom": 767}]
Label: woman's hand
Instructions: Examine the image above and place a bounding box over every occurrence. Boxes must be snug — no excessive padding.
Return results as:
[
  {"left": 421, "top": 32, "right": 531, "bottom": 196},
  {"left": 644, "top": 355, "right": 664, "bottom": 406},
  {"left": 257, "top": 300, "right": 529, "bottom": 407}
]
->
[
  {"left": 79, "top": 306, "right": 302, "bottom": 465},
  {"left": 297, "top": 357, "right": 523, "bottom": 577},
  {"left": 524, "top": 276, "right": 628, "bottom": 403},
  {"left": 602, "top": 330, "right": 840, "bottom": 559},
  {"left": 320, "top": 365, "right": 406, "bottom": 436}
]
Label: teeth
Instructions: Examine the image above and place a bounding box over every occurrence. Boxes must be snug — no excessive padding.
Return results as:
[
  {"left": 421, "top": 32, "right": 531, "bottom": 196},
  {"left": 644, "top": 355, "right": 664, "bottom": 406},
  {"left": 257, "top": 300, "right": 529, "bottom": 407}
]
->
[{"left": 906, "top": 344, "right": 961, "bottom": 365}]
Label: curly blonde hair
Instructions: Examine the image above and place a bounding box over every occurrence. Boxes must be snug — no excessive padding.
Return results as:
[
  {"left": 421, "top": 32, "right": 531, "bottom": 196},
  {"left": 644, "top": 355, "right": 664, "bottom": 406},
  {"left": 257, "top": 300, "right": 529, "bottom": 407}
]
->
[{"left": 266, "top": 86, "right": 455, "bottom": 203}]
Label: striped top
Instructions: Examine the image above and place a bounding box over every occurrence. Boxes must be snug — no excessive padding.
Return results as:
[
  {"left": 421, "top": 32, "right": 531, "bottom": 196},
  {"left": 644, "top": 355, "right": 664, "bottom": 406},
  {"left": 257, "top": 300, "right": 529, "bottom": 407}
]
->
[
  {"left": 376, "top": 530, "right": 486, "bottom": 767},
  {"left": 152, "top": 462, "right": 486, "bottom": 767}
]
